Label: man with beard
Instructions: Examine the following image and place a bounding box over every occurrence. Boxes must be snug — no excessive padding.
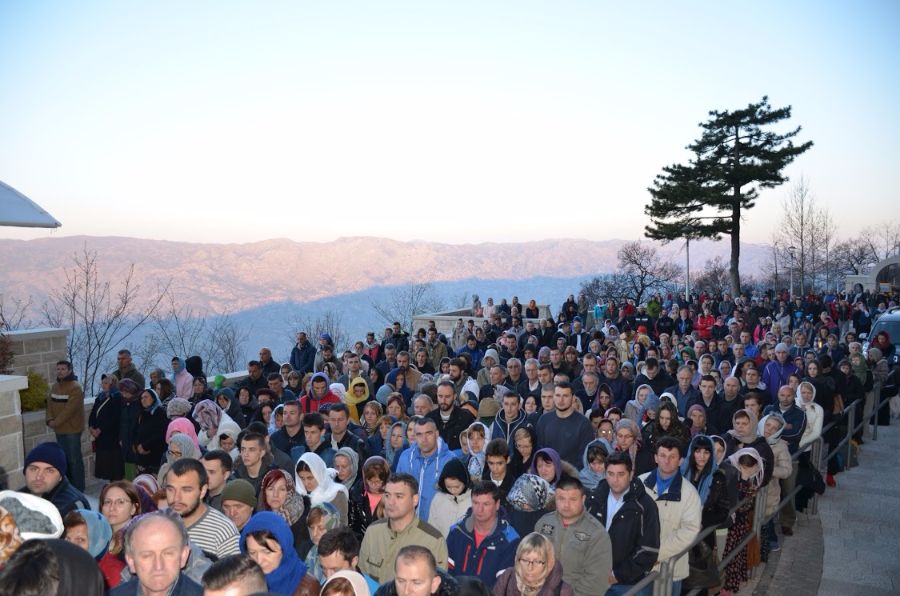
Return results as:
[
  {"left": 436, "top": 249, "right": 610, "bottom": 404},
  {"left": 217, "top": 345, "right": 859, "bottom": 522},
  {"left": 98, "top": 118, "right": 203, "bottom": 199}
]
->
[
  {"left": 165, "top": 459, "right": 239, "bottom": 559},
  {"left": 448, "top": 357, "right": 479, "bottom": 399},
  {"left": 427, "top": 381, "right": 475, "bottom": 450},
  {"left": 394, "top": 351, "right": 422, "bottom": 392},
  {"left": 575, "top": 372, "right": 601, "bottom": 413}
]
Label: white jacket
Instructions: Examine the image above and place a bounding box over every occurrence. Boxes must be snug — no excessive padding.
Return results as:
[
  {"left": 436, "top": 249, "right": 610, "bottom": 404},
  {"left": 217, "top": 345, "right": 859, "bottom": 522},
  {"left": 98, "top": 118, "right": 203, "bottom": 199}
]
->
[
  {"left": 428, "top": 490, "right": 471, "bottom": 539},
  {"left": 639, "top": 471, "right": 702, "bottom": 581},
  {"left": 764, "top": 439, "right": 793, "bottom": 517}
]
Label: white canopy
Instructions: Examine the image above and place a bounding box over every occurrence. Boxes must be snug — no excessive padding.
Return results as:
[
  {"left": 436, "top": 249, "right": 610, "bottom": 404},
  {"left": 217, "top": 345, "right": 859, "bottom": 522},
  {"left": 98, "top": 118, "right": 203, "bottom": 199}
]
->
[{"left": 0, "top": 180, "right": 61, "bottom": 228}]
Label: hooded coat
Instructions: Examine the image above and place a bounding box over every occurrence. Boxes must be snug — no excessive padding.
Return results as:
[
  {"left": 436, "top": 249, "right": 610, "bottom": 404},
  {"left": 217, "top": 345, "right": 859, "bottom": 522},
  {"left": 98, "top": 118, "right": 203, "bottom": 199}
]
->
[
  {"left": 429, "top": 458, "right": 473, "bottom": 538},
  {"left": 396, "top": 436, "right": 457, "bottom": 522}
]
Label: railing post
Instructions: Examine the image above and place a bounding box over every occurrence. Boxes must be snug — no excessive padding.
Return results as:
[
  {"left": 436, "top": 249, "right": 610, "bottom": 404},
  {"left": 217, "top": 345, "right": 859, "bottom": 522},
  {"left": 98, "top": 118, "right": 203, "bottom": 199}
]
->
[
  {"left": 809, "top": 438, "right": 822, "bottom": 515},
  {"left": 845, "top": 405, "right": 855, "bottom": 471}
]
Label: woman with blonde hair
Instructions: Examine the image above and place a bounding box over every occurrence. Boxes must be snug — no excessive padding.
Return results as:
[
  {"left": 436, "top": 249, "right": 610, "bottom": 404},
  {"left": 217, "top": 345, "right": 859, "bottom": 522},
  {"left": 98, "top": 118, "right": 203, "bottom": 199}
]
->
[{"left": 492, "top": 532, "right": 573, "bottom": 596}]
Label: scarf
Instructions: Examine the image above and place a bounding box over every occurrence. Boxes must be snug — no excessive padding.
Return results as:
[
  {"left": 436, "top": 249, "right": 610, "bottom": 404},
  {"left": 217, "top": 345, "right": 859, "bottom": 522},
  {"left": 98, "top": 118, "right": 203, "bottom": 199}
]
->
[
  {"left": 166, "top": 434, "right": 200, "bottom": 464},
  {"left": 686, "top": 404, "right": 707, "bottom": 436},
  {"left": 680, "top": 434, "right": 717, "bottom": 504},
  {"left": 345, "top": 378, "right": 370, "bottom": 423},
  {"left": 241, "top": 512, "right": 307, "bottom": 595},
  {"left": 614, "top": 418, "right": 642, "bottom": 466},
  {"left": 851, "top": 356, "right": 869, "bottom": 385},
  {"left": 727, "top": 447, "right": 765, "bottom": 487},
  {"left": 508, "top": 474, "right": 554, "bottom": 512},
  {"left": 529, "top": 448, "right": 562, "bottom": 487},
  {"left": 303, "top": 502, "right": 342, "bottom": 582},
  {"left": 727, "top": 408, "right": 759, "bottom": 444},
  {"left": 384, "top": 420, "right": 407, "bottom": 464},
  {"left": 295, "top": 453, "right": 348, "bottom": 508},
  {"left": 259, "top": 469, "right": 305, "bottom": 526},
  {"left": 758, "top": 413, "right": 785, "bottom": 446},
  {"left": 192, "top": 399, "right": 222, "bottom": 432},
  {"left": 142, "top": 389, "right": 163, "bottom": 415},
  {"left": 165, "top": 417, "right": 200, "bottom": 450},
  {"left": 335, "top": 447, "right": 360, "bottom": 490},
  {"left": 579, "top": 439, "right": 612, "bottom": 490}
]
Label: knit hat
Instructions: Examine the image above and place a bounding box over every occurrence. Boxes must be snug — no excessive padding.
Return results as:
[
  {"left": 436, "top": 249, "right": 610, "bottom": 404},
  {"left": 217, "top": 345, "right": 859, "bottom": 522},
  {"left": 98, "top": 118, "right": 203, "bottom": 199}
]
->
[
  {"left": 477, "top": 397, "right": 501, "bottom": 419},
  {"left": 221, "top": 479, "right": 257, "bottom": 509},
  {"left": 774, "top": 342, "right": 789, "bottom": 354},
  {"left": 24, "top": 442, "right": 67, "bottom": 477}
]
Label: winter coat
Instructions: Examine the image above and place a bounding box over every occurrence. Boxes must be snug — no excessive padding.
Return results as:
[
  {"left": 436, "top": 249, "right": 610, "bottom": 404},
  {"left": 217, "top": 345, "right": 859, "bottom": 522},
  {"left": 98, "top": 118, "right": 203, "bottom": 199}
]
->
[
  {"left": 397, "top": 438, "right": 457, "bottom": 522},
  {"left": 89, "top": 390, "right": 121, "bottom": 450},
  {"left": 536, "top": 510, "right": 612, "bottom": 596},
  {"left": 47, "top": 374, "right": 85, "bottom": 434},
  {"left": 639, "top": 471, "right": 702, "bottom": 581},
  {"left": 492, "top": 561, "right": 574, "bottom": 596},
  {"left": 447, "top": 511, "right": 520, "bottom": 588},
  {"left": 586, "top": 478, "right": 660, "bottom": 585}
]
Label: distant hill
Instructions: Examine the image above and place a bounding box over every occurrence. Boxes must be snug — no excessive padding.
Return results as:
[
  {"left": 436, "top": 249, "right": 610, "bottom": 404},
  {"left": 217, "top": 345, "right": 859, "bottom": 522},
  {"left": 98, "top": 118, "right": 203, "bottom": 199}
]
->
[
  {"left": 1, "top": 235, "right": 769, "bottom": 315},
  {"left": 1, "top": 235, "right": 771, "bottom": 369}
]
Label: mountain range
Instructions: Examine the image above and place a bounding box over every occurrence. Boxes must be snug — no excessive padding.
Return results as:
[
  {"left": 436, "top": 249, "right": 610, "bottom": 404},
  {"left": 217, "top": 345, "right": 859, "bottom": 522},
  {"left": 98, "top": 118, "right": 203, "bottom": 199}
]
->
[{"left": 1, "top": 235, "right": 771, "bottom": 364}]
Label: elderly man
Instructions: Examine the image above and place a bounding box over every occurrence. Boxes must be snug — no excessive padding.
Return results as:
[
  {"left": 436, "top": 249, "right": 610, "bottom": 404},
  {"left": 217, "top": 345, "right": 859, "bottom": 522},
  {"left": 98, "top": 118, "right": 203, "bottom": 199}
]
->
[{"left": 109, "top": 511, "right": 203, "bottom": 596}]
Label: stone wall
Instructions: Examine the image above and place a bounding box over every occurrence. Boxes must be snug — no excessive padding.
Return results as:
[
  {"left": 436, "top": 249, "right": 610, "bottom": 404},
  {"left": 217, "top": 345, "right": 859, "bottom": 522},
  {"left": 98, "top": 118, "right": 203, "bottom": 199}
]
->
[
  {"left": 21, "top": 399, "right": 97, "bottom": 489},
  {"left": 5, "top": 327, "right": 69, "bottom": 384},
  {"left": 0, "top": 376, "right": 27, "bottom": 490}
]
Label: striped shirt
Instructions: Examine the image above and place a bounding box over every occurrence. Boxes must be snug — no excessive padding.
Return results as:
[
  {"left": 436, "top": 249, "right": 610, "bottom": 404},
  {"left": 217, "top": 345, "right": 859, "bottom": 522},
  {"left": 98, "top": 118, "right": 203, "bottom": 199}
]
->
[{"left": 186, "top": 506, "right": 240, "bottom": 559}]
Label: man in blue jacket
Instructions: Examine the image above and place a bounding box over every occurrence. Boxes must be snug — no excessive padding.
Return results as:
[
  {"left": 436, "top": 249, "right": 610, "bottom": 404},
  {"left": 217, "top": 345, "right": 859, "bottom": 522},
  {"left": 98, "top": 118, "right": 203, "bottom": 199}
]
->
[
  {"left": 397, "top": 417, "right": 456, "bottom": 521},
  {"left": 447, "top": 481, "right": 520, "bottom": 588}
]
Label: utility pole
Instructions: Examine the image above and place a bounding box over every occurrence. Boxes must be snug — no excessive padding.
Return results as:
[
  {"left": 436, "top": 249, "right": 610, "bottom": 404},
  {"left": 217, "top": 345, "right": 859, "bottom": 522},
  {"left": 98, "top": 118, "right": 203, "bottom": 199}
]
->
[{"left": 789, "top": 245, "right": 797, "bottom": 298}]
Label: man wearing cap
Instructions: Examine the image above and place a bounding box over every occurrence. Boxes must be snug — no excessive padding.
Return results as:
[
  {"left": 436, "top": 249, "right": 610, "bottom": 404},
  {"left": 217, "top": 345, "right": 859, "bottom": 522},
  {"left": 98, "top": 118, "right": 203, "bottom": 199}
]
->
[
  {"left": 46, "top": 360, "right": 86, "bottom": 491},
  {"left": 221, "top": 479, "right": 257, "bottom": 532},
  {"left": 762, "top": 343, "right": 799, "bottom": 404},
  {"left": 21, "top": 441, "right": 90, "bottom": 517}
]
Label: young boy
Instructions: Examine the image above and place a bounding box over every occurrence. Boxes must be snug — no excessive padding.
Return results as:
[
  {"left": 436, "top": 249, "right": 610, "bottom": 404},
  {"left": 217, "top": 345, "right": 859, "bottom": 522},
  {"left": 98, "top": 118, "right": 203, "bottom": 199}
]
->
[{"left": 482, "top": 438, "right": 514, "bottom": 499}]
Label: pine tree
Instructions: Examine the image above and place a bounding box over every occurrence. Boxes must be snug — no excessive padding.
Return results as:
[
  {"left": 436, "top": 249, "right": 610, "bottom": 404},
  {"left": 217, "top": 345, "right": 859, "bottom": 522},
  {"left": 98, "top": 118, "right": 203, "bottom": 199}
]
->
[{"left": 645, "top": 96, "right": 813, "bottom": 295}]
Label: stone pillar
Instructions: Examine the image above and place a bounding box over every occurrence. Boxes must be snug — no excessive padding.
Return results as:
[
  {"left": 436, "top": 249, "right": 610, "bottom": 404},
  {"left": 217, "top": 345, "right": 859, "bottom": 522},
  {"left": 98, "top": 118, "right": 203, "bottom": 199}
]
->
[
  {"left": 5, "top": 327, "right": 70, "bottom": 383},
  {"left": 0, "top": 375, "right": 27, "bottom": 490}
]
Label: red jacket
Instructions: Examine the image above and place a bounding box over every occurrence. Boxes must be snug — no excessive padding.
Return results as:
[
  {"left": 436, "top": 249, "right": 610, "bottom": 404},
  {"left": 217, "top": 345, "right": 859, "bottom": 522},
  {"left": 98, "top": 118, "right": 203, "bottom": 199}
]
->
[{"left": 695, "top": 314, "right": 715, "bottom": 340}]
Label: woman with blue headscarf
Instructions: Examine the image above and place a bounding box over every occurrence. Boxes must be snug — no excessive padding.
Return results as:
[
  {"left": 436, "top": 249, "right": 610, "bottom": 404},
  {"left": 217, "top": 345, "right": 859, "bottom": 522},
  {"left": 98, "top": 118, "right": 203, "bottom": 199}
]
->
[
  {"left": 63, "top": 508, "right": 124, "bottom": 589},
  {"left": 681, "top": 434, "right": 734, "bottom": 548},
  {"left": 241, "top": 511, "right": 320, "bottom": 596}
]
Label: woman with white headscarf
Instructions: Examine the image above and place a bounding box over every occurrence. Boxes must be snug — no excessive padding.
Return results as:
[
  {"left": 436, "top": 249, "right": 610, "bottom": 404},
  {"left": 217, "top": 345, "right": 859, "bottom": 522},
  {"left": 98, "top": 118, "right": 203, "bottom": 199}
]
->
[{"left": 295, "top": 452, "right": 349, "bottom": 526}]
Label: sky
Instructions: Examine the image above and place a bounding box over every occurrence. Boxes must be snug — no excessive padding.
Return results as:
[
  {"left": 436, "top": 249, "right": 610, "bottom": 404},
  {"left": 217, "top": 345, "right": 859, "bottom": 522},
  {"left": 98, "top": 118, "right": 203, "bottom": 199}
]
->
[{"left": 1, "top": 1, "right": 898, "bottom": 245}]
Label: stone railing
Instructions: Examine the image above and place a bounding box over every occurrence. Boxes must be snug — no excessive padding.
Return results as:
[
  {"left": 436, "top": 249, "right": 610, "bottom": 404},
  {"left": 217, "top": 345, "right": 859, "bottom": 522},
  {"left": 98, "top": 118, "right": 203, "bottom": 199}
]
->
[
  {"left": 413, "top": 305, "right": 552, "bottom": 338},
  {"left": 0, "top": 375, "right": 27, "bottom": 490}
]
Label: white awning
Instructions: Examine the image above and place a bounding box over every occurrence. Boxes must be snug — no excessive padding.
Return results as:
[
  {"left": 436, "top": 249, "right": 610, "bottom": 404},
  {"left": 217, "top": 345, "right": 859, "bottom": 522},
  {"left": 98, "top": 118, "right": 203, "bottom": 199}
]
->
[{"left": 0, "top": 180, "right": 61, "bottom": 228}]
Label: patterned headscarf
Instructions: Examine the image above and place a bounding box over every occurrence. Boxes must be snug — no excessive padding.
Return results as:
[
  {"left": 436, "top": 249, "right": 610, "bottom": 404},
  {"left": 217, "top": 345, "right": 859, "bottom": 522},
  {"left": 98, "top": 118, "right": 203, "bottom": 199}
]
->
[
  {"left": 258, "top": 469, "right": 306, "bottom": 526},
  {"left": 507, "top": 474, "right": 554, "bottom": 512}
]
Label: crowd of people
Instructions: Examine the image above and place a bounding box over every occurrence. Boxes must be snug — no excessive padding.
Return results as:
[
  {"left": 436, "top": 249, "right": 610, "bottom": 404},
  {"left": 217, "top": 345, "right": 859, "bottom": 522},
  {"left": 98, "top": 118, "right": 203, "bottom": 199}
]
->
[{"left": 0, "top": 287, "right": 897, "bottom": 596}]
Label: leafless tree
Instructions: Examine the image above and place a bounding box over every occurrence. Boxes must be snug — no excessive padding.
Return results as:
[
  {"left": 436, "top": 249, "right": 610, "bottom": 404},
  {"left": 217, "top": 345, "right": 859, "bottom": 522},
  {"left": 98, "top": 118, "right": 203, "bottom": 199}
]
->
[
  {"left": 692, "top": 257, "right": 731, "bottom": 295},
  {"left": 372, "top": 283, "right": 445, "bottom": 334},
  {"left": 861, "top": 221, "right": 900, "bottom": 261},
  {"left": 137, "top": 290, "right": 249, "bottom": 378},
  {"left": 287, "top": 310, "right": 348, "bottom": 353},
  {"left": 40, "top": 245, "right": 169, "bottom": 394},
  {"left": 0, "top": 294, "right": 33, "bottom": 331},
  {"left": 778, "top": 177, "right": 818, "bottom": 294},
  {"left": 579, "top": 242, "right": 681, "bottom": 306},
  {"left": 832, "top": 235, "right": 881, "bottom": 276},
  {"left": 454, "top": 292, "right": 470, "bottom": 310}
]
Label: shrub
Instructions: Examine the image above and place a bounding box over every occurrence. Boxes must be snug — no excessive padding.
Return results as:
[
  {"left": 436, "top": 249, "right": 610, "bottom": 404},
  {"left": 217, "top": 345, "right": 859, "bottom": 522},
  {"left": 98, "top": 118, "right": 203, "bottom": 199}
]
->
[
  {"left": 20, "top": 370, "right": 49, "bottom": 413},
  {"left": 0, "top": 334, "right": 13, "bottom": 375}
]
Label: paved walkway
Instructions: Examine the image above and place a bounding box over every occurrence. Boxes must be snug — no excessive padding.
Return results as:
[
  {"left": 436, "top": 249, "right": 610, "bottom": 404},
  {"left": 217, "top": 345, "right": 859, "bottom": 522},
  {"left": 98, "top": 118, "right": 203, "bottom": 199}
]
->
[{"left": 752, "top": 416, "right": 900, "bottom": 596}]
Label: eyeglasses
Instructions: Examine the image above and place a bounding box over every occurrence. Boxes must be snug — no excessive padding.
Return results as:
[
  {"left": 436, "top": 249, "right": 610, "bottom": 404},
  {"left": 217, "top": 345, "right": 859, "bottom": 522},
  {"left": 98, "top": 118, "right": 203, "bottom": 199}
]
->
[
  {"left": 167, "top": 450, "right": 183, "bottom": 458},
  {"left": 103, "top": 498, "right": 131, "bottom": 508},
  {"left": 518, "top": 558, "right": 546, "bottom": 568}
]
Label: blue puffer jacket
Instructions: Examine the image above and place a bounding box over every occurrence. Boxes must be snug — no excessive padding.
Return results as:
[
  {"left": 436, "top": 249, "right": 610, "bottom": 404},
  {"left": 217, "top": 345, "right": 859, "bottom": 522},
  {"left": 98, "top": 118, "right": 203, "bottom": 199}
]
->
[{"left": 446, "top": 509, "right": 520, "bottom": 588}]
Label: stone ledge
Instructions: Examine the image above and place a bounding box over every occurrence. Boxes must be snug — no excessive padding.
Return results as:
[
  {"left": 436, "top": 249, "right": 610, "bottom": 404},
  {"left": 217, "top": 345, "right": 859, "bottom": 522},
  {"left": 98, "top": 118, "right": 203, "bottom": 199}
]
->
[{"left": 3, "top": 327, "right": 70, "bottom": 342}]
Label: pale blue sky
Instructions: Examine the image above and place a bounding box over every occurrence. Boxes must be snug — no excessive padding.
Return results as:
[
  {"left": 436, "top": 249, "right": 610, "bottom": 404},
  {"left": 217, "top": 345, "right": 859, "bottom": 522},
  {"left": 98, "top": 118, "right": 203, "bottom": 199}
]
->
[{"left": 1, "top": 1, "right": 897, "bottom": 244}]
